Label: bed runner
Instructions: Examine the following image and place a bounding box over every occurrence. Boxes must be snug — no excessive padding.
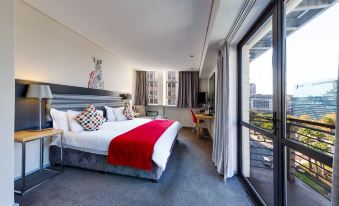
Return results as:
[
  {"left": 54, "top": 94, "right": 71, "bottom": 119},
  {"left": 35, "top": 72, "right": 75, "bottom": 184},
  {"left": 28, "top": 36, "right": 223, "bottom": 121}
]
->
[{"left": 107, "top": 119, "right": 175, "bottom": 171}]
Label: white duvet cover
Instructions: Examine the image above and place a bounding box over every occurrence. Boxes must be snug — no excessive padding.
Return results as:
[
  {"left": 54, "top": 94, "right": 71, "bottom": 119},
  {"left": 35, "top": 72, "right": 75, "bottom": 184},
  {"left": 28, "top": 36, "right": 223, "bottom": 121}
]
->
[{"left": 51, "top": 118, "right": 182, "bottom": 172}]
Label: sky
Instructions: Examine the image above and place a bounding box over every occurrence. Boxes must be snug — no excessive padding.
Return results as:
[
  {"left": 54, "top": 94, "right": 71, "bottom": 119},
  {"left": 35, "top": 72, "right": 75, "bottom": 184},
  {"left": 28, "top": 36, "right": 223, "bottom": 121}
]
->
[{"left": 249, "top": 1, "right": 339, "bottom": 95}]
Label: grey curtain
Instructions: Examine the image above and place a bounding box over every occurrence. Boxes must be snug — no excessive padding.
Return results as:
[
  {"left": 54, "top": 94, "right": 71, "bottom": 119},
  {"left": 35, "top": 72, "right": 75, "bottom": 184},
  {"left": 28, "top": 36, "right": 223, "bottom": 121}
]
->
[
  {"left": 332, "top": 69, "right": 339, "bottom": 205},
  {"left": 212, "top": 44, "right": 234, "bottom": 181},
  {"left": 135, "top": 71, "right": 147, "bottom": 106},
  {"left": 177, "top": 71, "right": 199, "bottom": 108}
]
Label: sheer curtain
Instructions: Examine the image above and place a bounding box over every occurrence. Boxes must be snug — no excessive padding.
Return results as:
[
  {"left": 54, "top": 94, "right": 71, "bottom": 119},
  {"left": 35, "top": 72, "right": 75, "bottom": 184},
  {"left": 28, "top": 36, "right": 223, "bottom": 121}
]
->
[
  {"left": 212, "top": 43, "right": 237, "bottom": 181},
  {"left": 135, "top": 71, "right": 147, "bottom": 106}
]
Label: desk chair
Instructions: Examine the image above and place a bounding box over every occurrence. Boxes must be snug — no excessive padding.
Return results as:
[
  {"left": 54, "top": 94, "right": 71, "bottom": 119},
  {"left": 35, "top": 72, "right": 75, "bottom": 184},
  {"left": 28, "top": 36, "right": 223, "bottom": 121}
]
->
[{"left": 190, "top": 110, "right": 206, "bottom": 135}]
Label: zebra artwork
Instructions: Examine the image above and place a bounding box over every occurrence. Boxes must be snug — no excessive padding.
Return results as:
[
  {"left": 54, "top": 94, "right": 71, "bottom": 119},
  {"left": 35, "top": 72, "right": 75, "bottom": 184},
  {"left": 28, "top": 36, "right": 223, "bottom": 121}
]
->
[{"left": 88, "top": 57, "right": 105, "bottom": 89}]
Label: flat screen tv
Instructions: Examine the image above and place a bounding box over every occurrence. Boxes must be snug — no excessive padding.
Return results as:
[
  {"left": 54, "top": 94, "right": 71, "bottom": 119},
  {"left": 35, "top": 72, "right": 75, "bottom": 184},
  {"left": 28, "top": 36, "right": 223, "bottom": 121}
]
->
[{"left": 197, "top": 92, "right": 207, "bottom": 104}]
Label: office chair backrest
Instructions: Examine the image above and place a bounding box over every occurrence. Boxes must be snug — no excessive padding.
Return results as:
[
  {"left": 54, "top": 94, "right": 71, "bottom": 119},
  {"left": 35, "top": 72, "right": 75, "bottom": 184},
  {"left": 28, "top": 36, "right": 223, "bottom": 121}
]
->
[{"left": 190, "top": 110, "right": 197, "bottom": 124}]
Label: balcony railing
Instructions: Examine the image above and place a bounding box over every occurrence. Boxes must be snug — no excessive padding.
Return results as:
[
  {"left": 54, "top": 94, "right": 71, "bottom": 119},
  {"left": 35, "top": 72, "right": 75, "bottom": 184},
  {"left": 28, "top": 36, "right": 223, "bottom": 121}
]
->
[
  {"left": 287, "top": 117, "right": 334, "bottom": 200},
  {"left": 249, "top": 116, "right": 334, "bottom": 200}
]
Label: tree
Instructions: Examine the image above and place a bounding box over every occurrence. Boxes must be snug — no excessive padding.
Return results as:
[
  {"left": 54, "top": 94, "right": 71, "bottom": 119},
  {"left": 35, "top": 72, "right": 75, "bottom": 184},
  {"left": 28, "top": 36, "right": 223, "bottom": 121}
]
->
[{"left": 320, "top": 113, "right": 336, "bottom": 125}]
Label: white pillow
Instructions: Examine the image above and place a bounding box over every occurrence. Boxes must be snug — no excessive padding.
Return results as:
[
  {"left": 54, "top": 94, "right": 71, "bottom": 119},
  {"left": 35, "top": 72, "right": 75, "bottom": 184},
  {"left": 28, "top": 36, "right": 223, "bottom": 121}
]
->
[
  {"left": 105, "top": 106, "right": 117, "bottom": 121},
  {"left": 50, "top": 108, "right": 69, "bottom": 131},
  {"left": 67, "top": 110, "right": 84, "bottom": 133},
  {"left": 96, "top": 110, "right": 104, "bottom": 119},
  {"left": 113, "top": 107, "right": 127, "bottom": 121}
]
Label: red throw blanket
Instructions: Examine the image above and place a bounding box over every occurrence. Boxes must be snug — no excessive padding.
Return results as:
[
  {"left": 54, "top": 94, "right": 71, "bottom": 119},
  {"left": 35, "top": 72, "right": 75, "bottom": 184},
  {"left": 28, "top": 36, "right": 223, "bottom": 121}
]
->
[{"left": 107, "top": 120, "right": 175, "bottom": 171}]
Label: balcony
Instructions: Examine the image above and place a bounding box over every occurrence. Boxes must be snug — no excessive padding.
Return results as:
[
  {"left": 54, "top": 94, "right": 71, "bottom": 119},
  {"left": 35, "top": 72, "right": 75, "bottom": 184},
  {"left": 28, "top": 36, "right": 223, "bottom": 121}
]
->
[{"left": 247, "top": 117, "right": 334, "bottom": 205}]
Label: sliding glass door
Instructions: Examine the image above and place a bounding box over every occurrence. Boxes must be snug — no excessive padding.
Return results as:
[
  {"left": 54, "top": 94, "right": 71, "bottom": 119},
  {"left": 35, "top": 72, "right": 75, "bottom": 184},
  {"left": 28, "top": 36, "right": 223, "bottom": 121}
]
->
[
  {"left": 238, "top": 0, "right": 338, "bottom": 205},
  {"left": 240, "top": 14, "right": 275, "bottom": 205},
  {"left": 284, "top": 0, "right": 338, "bottom": 205}
]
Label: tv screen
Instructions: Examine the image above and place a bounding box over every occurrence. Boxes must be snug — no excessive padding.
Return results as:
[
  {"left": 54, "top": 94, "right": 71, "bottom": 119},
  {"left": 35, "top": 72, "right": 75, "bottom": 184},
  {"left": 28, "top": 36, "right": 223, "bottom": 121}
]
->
[{"left": 197, "top": 92, "right": 207, "bottom": 104}]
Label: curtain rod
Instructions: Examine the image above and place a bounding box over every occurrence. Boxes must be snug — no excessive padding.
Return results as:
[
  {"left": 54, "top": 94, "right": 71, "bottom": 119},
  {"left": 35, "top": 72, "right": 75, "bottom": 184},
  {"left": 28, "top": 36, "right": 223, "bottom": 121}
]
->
[{"left": 220, "top": 0, "right": 256, "bottom": 48}]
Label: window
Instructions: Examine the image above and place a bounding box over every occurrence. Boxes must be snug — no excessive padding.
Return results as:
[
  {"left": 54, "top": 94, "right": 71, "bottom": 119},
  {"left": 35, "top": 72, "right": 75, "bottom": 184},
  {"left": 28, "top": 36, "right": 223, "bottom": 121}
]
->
[
  {"left": 147, "top": 71, "right": 159, "bottom": 105},
  {"left": 240, "top": 15, "right": 274, "bottom": 205},
  {"left": 166, "top": 71, "right": 178, "bottom": 106},
  {"left": 238, "top": 0, "right": 338, "bottom": 205}
]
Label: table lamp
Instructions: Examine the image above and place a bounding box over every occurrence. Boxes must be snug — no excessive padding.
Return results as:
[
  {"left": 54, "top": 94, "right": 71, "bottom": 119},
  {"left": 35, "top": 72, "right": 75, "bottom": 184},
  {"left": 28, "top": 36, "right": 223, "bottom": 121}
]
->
[{"left": 26, "top": 84, "right": 53, "bottom": 131}]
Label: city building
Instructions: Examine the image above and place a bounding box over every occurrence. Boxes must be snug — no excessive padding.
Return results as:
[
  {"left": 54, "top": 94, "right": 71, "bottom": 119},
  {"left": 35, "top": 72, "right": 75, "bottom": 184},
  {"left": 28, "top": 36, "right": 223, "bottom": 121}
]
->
[
  {"left": 292, "top": 80, "right": 337, "bottom": 119},
  {"left": 250, "top": 83, "right": 256, "bottom": 95},
  {"left": 250, "top": 94, "right": 273, "bottom": 112}
]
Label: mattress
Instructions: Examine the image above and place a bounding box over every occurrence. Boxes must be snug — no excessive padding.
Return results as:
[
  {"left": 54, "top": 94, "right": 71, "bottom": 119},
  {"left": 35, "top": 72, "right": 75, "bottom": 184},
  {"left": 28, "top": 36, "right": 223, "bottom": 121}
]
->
[{"left": 51, "top": 118, "right": 182, "bottom": 172}]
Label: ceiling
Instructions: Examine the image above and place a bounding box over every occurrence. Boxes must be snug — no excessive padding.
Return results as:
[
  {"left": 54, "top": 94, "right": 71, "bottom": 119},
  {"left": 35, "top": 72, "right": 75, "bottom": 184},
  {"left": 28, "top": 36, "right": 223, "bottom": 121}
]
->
[
  {"left": 199, "top": 0, "right": 272, "bottom": 78},
  {"left": 22, "top": 0, "right": 271, "bottom": 75},
  {"left": 199, "top": 0, "right": 247, "bottom": 78},
  {"left": 23, "top": 0, "right": 214, "bottom": 71}
]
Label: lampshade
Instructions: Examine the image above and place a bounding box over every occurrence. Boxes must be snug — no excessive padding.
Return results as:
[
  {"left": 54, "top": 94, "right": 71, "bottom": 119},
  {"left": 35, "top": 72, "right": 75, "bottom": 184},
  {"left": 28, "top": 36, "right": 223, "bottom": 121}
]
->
[{"left": 26, "top": 84, "right": 53, "bottom": 99}]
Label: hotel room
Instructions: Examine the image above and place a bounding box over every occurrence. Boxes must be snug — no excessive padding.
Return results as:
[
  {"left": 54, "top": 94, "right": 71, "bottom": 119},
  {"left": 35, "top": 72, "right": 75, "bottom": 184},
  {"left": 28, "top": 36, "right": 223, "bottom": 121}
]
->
[{"left": 1, "top": 0, "right": 339, "bottom": 206}]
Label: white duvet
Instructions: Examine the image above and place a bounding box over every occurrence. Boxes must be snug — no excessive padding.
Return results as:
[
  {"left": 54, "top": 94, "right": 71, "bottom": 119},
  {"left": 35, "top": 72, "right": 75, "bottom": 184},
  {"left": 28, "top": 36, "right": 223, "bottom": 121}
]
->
[{"left": 51, "top": 118, "right": 182, "bottom": 172}]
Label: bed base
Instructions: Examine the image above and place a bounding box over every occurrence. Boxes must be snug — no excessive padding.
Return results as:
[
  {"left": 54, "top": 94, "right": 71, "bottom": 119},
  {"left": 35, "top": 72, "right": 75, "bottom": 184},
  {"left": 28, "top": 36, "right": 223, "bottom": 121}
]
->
[{"left": 50, "top": 134, "right": 178, "bottom": 181}]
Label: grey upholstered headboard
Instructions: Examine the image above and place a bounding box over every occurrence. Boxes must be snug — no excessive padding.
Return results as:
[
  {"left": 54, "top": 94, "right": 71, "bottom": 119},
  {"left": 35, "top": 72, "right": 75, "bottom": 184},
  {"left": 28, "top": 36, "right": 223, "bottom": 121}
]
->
[
  {"left": 46, "top": 94, "right": 124, "bottom": 121},
  {"left": 15, "top": 79, "right": 127, "bottom": 131}
]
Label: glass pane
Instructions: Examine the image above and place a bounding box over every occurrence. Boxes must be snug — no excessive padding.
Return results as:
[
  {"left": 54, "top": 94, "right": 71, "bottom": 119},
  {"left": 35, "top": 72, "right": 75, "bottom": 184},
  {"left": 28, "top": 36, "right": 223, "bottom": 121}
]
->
[
  {"left": 285, "top": 0, "right": 338, "bottom": 204},
  {"left": 241, "top": 17, "right": 274, "bottom": 132},
  {"left": 242, "top": 127, "right": 274, "bottom": 205},
  {"left": 285, "top": 0, "right": 338, "bottom": 125},
  {"left": 285, "top": 147, "right": 331, "bottom": 205}
]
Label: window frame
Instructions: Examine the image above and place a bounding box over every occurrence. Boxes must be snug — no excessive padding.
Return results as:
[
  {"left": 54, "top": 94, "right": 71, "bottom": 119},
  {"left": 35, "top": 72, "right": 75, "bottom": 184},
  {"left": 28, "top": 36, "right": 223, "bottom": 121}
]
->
[
  {"left": 237, "top": 0, "right": 335, "bottom": 205},
  {"left": 146, "top": 71, "right": 160, "bottom": 105},
  {"left": 165, "top": 71, "right": 178, "bottom": 106}
]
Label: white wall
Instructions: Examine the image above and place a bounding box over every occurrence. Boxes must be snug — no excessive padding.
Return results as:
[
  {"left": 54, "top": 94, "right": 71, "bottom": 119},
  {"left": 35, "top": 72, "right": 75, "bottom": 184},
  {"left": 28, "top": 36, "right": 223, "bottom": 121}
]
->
[
  {"left": 15, "top": 0, "right": 135, "bottom": 94},
  {"left": 0, "top": 0, "right": 15, "bottom": 205},
  {"left": 200, "top": 79, "right": 208, "bottom": 92},
  {"left": 14, "top": 0, "right": 135, "bottom": 178},
  {"left": 147, "top": 105, "right": 195, "bottom": 127}
]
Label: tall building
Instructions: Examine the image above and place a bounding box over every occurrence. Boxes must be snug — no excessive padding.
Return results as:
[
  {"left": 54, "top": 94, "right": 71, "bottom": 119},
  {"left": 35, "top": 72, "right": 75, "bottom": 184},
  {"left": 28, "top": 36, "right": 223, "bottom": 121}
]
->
[
  {"left": 291, "top": 80, "right": 337, "bottom": 119},
  {"left": 250, "top": 94, "right": 273, "bottom": 112},
  {"left": 250, "top": 83, "right": 256, "bottom": 95}
]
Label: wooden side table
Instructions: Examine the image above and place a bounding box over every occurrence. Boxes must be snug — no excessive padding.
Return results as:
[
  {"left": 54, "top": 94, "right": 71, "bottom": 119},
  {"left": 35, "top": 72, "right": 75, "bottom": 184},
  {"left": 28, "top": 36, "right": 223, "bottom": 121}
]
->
[{"left": 14, "top": 129, "right": 64, "bottom": 195}]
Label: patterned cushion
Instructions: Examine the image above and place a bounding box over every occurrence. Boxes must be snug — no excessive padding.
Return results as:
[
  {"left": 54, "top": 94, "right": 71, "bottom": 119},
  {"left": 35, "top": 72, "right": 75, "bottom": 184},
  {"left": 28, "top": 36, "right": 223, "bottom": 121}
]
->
[
  {"left": 123, "top": 102, "right": 134, "bottom": 120},
  {"left": 76, "top": 105, "right": 105, "bottom": 131}
]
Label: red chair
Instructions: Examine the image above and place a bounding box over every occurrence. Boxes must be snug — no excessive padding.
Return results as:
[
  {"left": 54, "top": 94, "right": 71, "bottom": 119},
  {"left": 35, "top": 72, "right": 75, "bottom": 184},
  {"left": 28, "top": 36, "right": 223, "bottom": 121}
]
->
[{"left": 190, "top": 110, "right": 205, "bottom": 133}]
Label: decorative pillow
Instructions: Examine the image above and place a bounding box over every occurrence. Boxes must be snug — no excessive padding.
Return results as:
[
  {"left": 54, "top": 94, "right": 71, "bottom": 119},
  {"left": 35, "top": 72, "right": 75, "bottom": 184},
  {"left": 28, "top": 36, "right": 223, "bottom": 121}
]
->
[
  {"left": 96, "top": 110, "right": 105, "bottom": 121},
  {"left": 113, "top": 107, "right": 127, "bottom": 121},
  {"left": 50, "top": 108, "right": 69, "bottom": 131},
  {"left": 67, "top": 110, "right": 84, "bottom": 133},
  {"left": 104, "top": 106, "right": 117, "bottom": 121},
  {"left": 76, "top": 105, "right": 105, "bottom": 131},
  {"left": 123, "top": 103, "right": 134, "bottom": 120}
]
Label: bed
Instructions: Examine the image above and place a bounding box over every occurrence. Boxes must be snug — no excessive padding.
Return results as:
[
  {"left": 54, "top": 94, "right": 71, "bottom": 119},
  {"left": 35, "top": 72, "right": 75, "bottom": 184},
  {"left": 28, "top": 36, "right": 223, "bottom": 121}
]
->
[
  {"left": 50, "top": 118, "right": 182, "bottom": 181},
  {"left": 46, "top": 93, "right": 182, "bottom": 181}
]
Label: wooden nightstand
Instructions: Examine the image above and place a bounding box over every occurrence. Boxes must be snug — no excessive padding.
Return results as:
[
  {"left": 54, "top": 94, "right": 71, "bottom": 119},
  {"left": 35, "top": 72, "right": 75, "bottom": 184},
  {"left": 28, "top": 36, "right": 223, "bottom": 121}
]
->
[{"left": 14, "top": 129, "right": 64, "bottom": 195}]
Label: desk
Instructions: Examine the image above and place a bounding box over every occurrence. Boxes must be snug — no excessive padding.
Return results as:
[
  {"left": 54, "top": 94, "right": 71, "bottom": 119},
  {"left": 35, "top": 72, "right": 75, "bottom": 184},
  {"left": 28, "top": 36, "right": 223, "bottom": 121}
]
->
[
  {"left": 195, "top": 113, "right": 215, "bottom": 138},
  {"left": 15, "top": 129, "right": 64, "bottom": 195}
]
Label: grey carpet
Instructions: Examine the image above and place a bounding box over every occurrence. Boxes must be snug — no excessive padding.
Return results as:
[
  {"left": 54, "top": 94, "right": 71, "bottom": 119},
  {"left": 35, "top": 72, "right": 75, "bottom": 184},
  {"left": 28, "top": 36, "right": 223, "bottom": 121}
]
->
[{"left": 17, "top": 128, "right": 253, "bottom": 206}]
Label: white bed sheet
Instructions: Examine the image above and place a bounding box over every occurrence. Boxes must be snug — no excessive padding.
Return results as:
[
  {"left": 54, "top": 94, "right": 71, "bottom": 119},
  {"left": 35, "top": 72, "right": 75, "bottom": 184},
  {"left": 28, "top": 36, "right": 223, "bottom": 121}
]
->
[{"left": 51, "top": 118, "right": 182, "bottom": 172}]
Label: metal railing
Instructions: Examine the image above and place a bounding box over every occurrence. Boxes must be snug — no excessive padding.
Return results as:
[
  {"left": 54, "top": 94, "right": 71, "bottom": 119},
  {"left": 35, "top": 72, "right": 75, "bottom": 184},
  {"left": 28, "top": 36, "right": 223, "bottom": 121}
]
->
[
  {"left": 248, "top": 116, "right": 334, "bottom": 200},
  {"left": 287, "top": 117, "right": 334, "bottom": 200}
]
